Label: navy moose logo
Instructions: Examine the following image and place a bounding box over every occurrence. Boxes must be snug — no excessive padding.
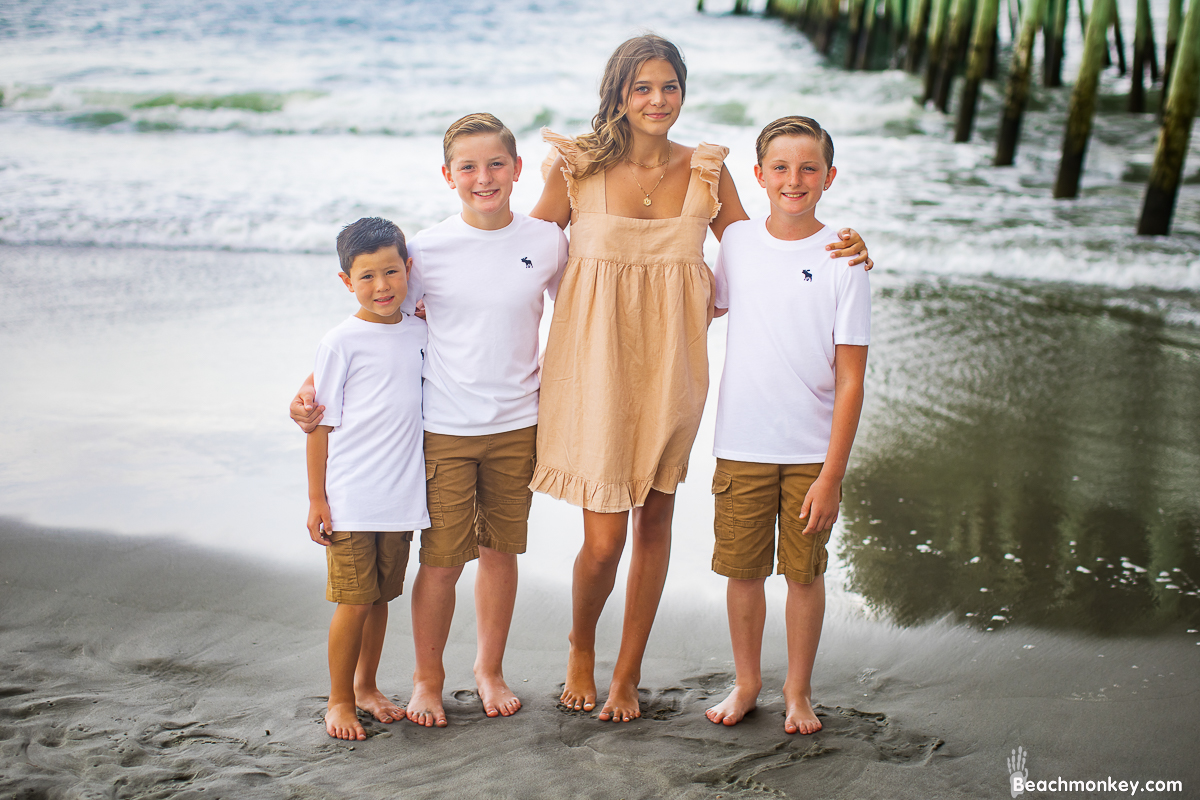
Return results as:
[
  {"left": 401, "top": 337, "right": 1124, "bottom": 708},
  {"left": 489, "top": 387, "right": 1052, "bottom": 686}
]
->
[
  {"left": 521, "top": 257, "right": 533, "bottom": 269},
  {"left": 802, "top": 269, "right": 813, "bottom": 281}
]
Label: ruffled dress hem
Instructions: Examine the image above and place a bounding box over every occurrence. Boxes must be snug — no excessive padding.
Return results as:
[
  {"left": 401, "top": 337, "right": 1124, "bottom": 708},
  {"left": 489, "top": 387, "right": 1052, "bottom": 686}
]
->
[{"left": 529, "top": 463, "right": 688, "bottom": 513}]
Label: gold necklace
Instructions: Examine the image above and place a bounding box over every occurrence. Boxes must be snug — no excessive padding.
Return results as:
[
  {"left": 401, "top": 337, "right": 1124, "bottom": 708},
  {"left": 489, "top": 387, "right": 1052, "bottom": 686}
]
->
[
  {"left": 627, "top": 145, "right": 671, "bottom": 169},
  {"left": 627, "top": 143, "right": 672, "bottom": 207}
]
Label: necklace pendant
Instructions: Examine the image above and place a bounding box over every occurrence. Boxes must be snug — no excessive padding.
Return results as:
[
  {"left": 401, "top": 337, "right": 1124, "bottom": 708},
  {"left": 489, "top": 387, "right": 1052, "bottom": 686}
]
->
[{"left": 643, "top": 197, "right": 652, "bottom": 206}]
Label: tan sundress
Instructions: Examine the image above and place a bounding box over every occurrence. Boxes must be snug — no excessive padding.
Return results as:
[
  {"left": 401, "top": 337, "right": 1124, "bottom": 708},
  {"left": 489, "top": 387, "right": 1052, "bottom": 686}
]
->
[{"left": 530, "top": 129, "right": 729, "bottom": 513}]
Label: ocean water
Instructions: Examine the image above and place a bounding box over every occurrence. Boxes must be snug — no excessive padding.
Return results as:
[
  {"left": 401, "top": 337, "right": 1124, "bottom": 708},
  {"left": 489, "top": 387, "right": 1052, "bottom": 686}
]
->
[{"left": 2, "top": 0, "right": 1197, "bottom": 634}]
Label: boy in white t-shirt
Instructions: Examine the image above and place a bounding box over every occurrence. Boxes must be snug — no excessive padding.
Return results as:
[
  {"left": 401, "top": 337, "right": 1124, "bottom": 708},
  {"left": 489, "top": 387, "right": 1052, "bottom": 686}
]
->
[
  {"left": 703, "top": 117, "right": 870, "bottom": 736},
  {"left": 292, "top": 114, "right": 568, "bottom": 726},
  {"left": 307, "top": 217, "right": 429, "bottom": 741},
  {"left": 402, "top": 113, "right": 567, "bottom": 727}
]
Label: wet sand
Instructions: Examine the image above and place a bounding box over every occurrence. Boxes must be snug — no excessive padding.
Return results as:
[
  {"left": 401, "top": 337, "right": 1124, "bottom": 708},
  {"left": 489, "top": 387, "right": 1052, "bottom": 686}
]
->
[{"left": 3, "top": 518, "right": 1197, "bottom": 799}]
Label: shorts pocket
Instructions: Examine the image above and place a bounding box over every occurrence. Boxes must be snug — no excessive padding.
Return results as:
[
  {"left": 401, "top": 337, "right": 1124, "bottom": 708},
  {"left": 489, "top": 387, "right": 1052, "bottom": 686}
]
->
[
  {"left": 711, "top": 470, "right": 734, "bottom": 541},
  {"left": 326, "top": 530, "right": 360, "bottom": 590},
  {"left": 425, "top": 461, "right": 444, "bottom": 528}
]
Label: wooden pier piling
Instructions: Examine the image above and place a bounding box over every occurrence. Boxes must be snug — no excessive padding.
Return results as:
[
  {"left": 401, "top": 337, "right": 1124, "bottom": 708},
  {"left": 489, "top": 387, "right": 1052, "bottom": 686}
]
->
[
  {"left": 847, "top": 0, "right": 869, "bottom": 68},
  {"left": 995, "top": 0, "right": 1049, "bottom": 163},
  {"left": 1162, "top": 0, "right": 1184, "bottom": 106},
  {"left": 906, "top": 0, "right": 936, "bottom": 71},
  {"left": 923, "top": 0, "right": 956, "bottom": 100},
  {"left": 1130, "top": 0, "right": 1155, "bottom": 112},
  {"left": 1044, "top": 0, "right": 1069, "bottom": 87},
  {"left": 1053, "top": 0, "right": 1116, "bottom": 198},
  {"left": 933, "top": 0, "right": 977, "bottom": 110},
  {"left": 1138, "top": 0, "right": 1200, "bottom": 234},
  {"left": 856, "top": 0, "right": 882, "bottom": 68},
  {"left": 955, "top": 0, "right": 1003, "bottom": 140}
]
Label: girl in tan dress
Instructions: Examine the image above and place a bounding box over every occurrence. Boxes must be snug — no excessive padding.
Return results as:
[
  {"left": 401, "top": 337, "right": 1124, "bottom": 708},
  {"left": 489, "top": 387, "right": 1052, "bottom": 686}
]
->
[{"left": 529, "top": 34, "right": 870, "bottom": 723}]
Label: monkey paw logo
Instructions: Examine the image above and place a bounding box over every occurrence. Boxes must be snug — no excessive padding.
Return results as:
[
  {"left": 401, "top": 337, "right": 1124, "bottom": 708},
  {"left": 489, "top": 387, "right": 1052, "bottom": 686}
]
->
[{"left": 1007, "top": 746, "right": 1029, "bottom": 797}]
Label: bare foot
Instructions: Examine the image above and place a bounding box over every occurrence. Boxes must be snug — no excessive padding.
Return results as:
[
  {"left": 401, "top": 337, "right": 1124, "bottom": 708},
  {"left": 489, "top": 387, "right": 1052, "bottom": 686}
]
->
[
  {"left": 354, "top": 687, "right": 404, "bottom": 724},
  {"left": 325, "top": 701, "right": 366, "bottom": 740},
  {"left": 598, "top": 679, "right": 641, "bottom": 723},
  {"left": 783, "top": 691, "right": 822, "bottom": 735},
  {"left": 475, "top": 669, "right": 521, "bottom": 718},
  {"left": 559, "top": 644, "right": 596, "bottom": 712},
  {"left": 406, "top": 681, "right": 448, "bottom": 728},
  {"left": 705, "top": 683, "right": 760, "bottom": 726}
]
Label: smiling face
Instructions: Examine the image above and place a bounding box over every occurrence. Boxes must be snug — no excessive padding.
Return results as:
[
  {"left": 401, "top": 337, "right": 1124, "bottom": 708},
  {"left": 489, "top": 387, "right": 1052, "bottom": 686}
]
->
[
  {"left": 441, "top": 132, "right": 522, "bottom": 230},
  {"left": 754, "top": 134, "right": 836, "bottom": 237},
  {"left": 339, "top": 245, "right": 411, "bottom": 323},
  {"left": 619, "top": 58, "right": 682, "bottom": 137}
]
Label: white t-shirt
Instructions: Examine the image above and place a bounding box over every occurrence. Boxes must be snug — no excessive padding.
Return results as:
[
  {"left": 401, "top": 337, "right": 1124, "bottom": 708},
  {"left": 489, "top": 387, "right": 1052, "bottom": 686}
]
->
[
  {"left": 314, "top": 314, "right": 430, "bottom": 532},
  {"left": 713, "top": 219, "right": 871, "bottom": 464},
  {"left": 407, "top": 212, "right": 568, "bottom": 436}
]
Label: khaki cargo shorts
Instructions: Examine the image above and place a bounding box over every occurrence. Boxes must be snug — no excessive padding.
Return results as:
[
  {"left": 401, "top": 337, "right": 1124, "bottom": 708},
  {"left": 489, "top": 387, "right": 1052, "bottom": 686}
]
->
[
  {"left": 711, "top": 458, "right": 833, "bottom": 584},
  {"left": 421, "top": 425, "right": 537, "bottom": 567},
  {"left": 326, "top": 530, "right": 414, "bottom": 605}
]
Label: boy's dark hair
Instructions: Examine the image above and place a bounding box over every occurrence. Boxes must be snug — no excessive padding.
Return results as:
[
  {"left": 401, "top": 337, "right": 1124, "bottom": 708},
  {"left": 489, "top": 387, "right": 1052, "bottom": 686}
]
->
[
  {"left": 443, "top": 112, "right": 518, "bottom": 167},
  {"left": 755, "top": 116, "right": 834, "bottom": 169},
  {"left": 336, "top": 217, "right": 407, "bottom": 275}
]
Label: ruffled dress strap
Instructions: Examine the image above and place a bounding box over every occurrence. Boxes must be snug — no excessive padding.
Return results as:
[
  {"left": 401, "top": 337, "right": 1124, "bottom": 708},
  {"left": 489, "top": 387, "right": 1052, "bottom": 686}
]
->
[
  {"left": 541, "top": 128, "right": 589, "bottom": 213},
  {"left": 686, "top": 142, "right": 730, "bottom": 221}
]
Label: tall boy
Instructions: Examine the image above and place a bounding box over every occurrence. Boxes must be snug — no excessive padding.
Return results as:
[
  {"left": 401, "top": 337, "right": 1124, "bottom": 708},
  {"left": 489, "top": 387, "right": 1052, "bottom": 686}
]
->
[
  {"left": 704, "top": 116, "right": 870, "bottom": 735},
  {"left": 307, "top": 217, "right": 429, "bottom": 741},
  {"left": 293, "top": 114, "right": 568, "bottom": 725}
]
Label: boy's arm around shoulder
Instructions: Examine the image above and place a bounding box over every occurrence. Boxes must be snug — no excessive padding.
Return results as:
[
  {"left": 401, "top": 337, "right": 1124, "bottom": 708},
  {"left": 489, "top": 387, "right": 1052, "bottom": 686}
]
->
[
  {"left": 800, "top": 344, "right": 868, "bottom": 534},
  {"left": 306, "top": 425, "right": 334, "bottom": 545}
]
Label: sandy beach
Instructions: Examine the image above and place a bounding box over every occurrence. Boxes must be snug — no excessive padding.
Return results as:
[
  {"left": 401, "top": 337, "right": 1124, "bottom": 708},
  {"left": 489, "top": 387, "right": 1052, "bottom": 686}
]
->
[
  {"left": 3, "top": 517, "right": 1196, "bottom": 799},
  {"left": 4, "top": 1, "right": 1200, "bottom": 796}
]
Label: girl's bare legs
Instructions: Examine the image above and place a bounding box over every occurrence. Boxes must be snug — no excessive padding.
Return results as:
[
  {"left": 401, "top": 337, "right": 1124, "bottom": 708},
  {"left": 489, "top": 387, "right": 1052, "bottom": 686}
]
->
[
  {"left": 560, "top": 508, "right": 629, "bottom": 712},
  {"left": 558, "top": 490, "right": 675, "bottom": 720},
  {"left": 601, "top": 489, "right": 674, "bottom": 722}
]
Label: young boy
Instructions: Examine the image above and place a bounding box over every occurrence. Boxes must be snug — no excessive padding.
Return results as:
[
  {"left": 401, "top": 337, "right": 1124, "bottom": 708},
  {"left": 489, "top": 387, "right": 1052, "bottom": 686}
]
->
[
  {"left": 704, "top": 116, "right": 870, "bottom": 735},
  {"left": 307, "top": 217, "right": 429, "bottom": 741},
  {"left": 293, "top": 113, "right": 568, "bottom": 726}
]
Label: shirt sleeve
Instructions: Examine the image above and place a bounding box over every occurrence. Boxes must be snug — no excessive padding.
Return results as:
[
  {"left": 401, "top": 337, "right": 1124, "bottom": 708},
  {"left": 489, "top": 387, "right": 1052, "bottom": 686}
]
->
[
  {"left": 313, "top": 339, "right": 349, "bottom": 429},
  {"left": 713, "top": 241, "right": 730, "bottom": 310},
  {"left": 833, "top": 262, "right": 871, "bottom": 346},
  {"left": 547, "top": 226, "right": 569, "bottom": 302}
]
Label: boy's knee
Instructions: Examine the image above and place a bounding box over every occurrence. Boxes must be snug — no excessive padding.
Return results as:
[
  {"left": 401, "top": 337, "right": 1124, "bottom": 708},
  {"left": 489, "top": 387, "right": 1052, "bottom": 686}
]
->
[
  {"left": 419, "top": 563, "right": 465, "bottom": 583},
  {"left": 337, "top": 602, "right": 375, "bottom": 616},
  {"left": 478, "top": 544, "right": 517, "bottom": 563},
  {"left": 785, "top": 574, "right": 825, "bottom": 591}
]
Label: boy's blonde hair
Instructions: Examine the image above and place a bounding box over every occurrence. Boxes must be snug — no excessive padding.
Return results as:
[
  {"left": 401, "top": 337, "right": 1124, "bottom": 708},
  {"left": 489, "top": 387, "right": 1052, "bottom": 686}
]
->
[
  {"left": 443, "top": 113, "right": 518, "bottom": 167},
  {"left": 755, "top": 116, "right": 834, "bottom": 169},
  {"left": 571, "top": 34, "right": 688, "bottom": 181}
]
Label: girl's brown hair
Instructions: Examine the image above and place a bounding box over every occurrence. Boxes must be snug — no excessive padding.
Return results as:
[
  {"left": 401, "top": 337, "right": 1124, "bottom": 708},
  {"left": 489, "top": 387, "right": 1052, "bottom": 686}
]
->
[{"left": 572, "top": 34, "right": 687, "bottom": 181}]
